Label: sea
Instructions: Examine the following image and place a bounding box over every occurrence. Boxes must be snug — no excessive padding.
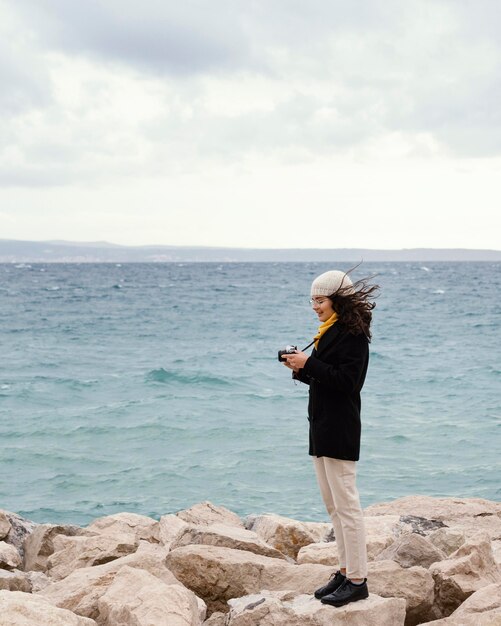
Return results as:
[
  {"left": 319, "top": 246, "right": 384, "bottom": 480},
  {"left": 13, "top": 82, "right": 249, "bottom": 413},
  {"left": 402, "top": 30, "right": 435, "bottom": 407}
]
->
[{"left": 1, "top": 262, "right": 500, "bottom": 526}]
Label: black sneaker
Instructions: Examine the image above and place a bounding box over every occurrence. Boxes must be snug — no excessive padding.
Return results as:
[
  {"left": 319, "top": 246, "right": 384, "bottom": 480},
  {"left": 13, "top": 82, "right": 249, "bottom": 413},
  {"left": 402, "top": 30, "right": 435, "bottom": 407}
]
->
[
  {"left": 314, "top": 570, "right": 346, "bottom": 599},
  {"left": 320, "top": 578, "right": 369, "bottom": 607}
]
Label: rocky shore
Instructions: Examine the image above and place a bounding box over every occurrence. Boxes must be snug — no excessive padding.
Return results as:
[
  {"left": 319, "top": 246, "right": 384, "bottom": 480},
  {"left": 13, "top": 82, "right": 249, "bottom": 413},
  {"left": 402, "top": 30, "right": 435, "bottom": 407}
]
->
[{"left": 0, "top": 496, "right": 500, "bottom": 625}]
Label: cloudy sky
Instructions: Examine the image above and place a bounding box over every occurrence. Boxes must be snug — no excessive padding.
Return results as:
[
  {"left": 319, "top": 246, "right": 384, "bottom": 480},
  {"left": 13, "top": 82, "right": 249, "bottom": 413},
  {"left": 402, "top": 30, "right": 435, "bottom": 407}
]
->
[{"left": 1, "top": 0, "right": 500, "bottom": 249}]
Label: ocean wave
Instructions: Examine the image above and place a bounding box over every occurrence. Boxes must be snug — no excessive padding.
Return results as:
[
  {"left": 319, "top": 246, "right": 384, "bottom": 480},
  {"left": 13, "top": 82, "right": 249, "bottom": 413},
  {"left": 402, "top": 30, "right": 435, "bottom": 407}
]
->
[{"left": 145, "top": 367, "right": 231, "bottom": 387}]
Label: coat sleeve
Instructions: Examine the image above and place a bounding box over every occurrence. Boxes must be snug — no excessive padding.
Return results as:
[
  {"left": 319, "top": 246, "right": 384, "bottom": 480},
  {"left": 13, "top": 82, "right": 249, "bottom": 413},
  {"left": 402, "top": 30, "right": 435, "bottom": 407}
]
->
[
  {"left": 292, "top": 369, "right": 311, "bottom": 385},
  {"left": 301, "top": 333, "right": 368, "bottom": 393}
]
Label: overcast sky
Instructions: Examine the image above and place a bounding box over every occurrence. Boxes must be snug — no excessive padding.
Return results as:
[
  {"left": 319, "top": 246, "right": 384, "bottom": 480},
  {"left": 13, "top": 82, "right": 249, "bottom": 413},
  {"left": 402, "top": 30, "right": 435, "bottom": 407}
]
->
[{"left": 1, "top": 0, "right": 500, "bottom": 249}]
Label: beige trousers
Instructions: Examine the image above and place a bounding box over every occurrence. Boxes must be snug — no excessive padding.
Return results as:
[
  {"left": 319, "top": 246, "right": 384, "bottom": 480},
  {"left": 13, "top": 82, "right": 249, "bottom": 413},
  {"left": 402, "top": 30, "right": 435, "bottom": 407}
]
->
[{"left": 313, "top": 456, "right": 368, "bottom": 579}]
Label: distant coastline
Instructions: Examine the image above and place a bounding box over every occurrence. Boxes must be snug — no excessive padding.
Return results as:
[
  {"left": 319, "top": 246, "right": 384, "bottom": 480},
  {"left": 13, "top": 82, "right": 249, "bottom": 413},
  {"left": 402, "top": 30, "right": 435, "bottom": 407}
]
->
[{"left": 1, "top": 239, "right": 500, "bottom": 263}]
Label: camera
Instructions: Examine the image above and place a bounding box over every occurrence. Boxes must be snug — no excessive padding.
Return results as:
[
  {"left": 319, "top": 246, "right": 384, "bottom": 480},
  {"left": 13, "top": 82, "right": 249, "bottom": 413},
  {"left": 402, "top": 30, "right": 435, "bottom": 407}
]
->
[{"left": 278, "top": 345, "right": 297, "bottom": 362}]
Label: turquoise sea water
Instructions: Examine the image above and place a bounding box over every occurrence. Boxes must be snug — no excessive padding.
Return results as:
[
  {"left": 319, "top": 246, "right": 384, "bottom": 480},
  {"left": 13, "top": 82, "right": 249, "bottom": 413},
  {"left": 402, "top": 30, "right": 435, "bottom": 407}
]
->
[{"left": 1, "top": 262, "right": 500, "bottom": 525}]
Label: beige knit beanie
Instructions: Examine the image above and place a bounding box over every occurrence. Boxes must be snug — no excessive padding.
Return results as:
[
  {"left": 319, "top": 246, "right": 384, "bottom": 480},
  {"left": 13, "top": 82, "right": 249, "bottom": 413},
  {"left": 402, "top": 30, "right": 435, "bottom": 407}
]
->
[{"left": 310, "top": 270, "right": 354, "bottom": 297}]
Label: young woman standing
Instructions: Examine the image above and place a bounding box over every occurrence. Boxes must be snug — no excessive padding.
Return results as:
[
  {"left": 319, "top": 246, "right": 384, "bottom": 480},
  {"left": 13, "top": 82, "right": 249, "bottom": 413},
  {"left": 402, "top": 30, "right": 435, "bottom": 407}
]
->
[{"left": 282, "top": 269, "right": 378, "bottom": 608}]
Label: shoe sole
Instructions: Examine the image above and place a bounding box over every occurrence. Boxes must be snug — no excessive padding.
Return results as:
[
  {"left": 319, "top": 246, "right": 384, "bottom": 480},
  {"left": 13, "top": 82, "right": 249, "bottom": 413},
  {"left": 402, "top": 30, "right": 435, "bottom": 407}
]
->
[{"left": 321, "top": 592, "right": 369, "bottom": 607}]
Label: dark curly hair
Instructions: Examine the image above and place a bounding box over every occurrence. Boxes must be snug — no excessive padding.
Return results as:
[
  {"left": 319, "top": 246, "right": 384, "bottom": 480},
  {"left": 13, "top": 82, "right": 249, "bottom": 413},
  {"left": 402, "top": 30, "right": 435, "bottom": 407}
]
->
[{"left": 327, "top": 270, "right": 380, "bottom": 341}]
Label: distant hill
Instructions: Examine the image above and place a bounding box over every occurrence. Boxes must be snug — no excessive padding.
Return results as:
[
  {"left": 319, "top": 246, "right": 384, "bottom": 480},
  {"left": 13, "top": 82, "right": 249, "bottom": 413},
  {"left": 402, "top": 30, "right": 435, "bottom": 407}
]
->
[{"left": 0, "top": 239, "right": 500, "bottom": 263}]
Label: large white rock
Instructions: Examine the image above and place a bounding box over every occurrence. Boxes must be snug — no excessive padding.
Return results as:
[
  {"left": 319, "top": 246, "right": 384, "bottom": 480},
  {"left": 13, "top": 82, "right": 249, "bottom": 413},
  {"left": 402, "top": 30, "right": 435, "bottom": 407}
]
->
[
  {"left": 427, "top": 528, "right": 466, "bottom": 556},
  {"left": 297, "top": 542, "right": 339, "bottom": 565},
  {"left": 0, "top": 511, "right": 37, "bottom": 558},
  {"left": 0, "top": 512, "right": 11, "bottom": 540},
  {"left": 174, "top": 523, "right": 287, "bottom": 560},
  {"left": 176, "top": 502, "right": 244, "bottom": 528},
  {"left": 86, "top": 512, "right": 160, "bottom": 544},
  {"left": 0, "top": 569, "right": 32, "bottom": 592},
  {"left": 159, "top": 514, "right": 191, "bottom": 550},
  {"left": 0, "top": 540, "right": 22, "bottom": 570},
  {"left": 166, "top": 544, "right": 334, "bottom": 614},
  {"left": 0, "top": 590, "right": 96, "bottom": 625},
  {"left": 97, "top": 565, "right": 204, "bottom": 626},
  {"left": 226, "top": 590, "right": 407, "bottom": 626},
  {"left": 430, "top": 532, "right": 501, "bottom": 618},
  {"left": 23, "top": 524, "right": 86, "bottom": 572},
  {"left": 420, "top": 583, "right": 501, "bottom": 626},
  {"left": 47, "top": 532, "right": 139, "bottom": 580},
  {"left": 38, "top": 550, "right": 180, "bottom": 620},
  {"left": 244, "top": 513, "right": 323, "bottom": 559},
  {"left": 376, "top": 532, "right": 447, "bottom": 568},
  {"left": 365, "top": 496, "right": 501, "bottom": 545},
  {"left": 368, "top": 559, "right": 435, "bottom": 625}
]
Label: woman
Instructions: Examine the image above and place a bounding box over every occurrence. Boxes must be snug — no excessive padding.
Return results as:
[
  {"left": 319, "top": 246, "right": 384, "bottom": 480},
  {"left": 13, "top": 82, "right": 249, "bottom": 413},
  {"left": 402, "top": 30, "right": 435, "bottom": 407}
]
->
[{"left": 282, "top": 269, "right": 378, "bottom": 608}]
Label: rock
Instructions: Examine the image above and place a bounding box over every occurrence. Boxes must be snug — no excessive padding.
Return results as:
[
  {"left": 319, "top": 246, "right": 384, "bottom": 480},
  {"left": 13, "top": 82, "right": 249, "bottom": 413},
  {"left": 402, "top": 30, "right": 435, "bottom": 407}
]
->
[
  {"left": 25, "top": 570, "right": 52, "bottom": 593},
  {"left": 166, "top": 544, "right": 334, "bottom": 614},
  {"left": 226, "top": 590, "right": 407, "bottom": 625},
  {"left": 364, "top": 514, "right": 401, "bottom": 559},
  {"left": 376, "top": 533, "right": 447, "bottom": 568},
  {"left": 86, "top": 512, "right": 160, "bottom": 544},
  {"left": 451, "top": 581, "right": 501, "bottom": 617},
  {"left": 365, "top": 496, "right": 501, "bottom": 545},
  {"left": 244, "top": 513, "right": 320, "bottom": 559},
  {"left": 397, "top": 515, "right": 447, "bottom": 536},
  {"left": 1, "top": 511, "right": 37, "bottom": 558},
  {"left": 0, "top": 541, "right": 22, "bottom": 570},
  {"left": 97, "top": 565, "right": 204, "bottom": 626},
  {"left": 301, "top": 521, "right": 332, "bottom": 543},
  {"left": 47, "top": 532, "right": 139, "bottom": 580},
  {"left": 0, "top": 512, "right": 11, "bottom": 540},
  {"left": 0, "top": 569, "right": 32, "bottom": 592},
  {"left": 0, "top": 590, "right": 97, "bottom": 625},
  {"left": 297, "top": 542, "right": 339, "bottom": 565},
  {"left": 430, "top": 532, "right": 501, "bottom": 618},
  {"left": 174, "top": 523, "right": 287, "bottom": 560},
  {"left": 38, "top": 550, "right": 180, "bottom": 620},
  {"left": 23, "top": 523, "right": 85, "bottom": 572},
  {"left": 428, "top": 527, "right": 466, "bottom": 556},
  {"left": 159, "top": 514, "right": 190, "bottom": 549},
  {"left": 203, "top": 612, "right": 228, "bottom": 625},
  {"left": 368, "top": 559, "right": 435, "bottom": 626},
  {"left": 176, "top": 502, "right": 244, "bottom": 529}
]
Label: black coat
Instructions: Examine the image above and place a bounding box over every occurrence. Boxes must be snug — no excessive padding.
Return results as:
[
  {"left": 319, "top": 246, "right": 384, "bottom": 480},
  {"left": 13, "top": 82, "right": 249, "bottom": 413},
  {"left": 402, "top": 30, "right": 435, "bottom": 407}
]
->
[{"left": 293, "top": 323, "right": 369, "bottom": 461}]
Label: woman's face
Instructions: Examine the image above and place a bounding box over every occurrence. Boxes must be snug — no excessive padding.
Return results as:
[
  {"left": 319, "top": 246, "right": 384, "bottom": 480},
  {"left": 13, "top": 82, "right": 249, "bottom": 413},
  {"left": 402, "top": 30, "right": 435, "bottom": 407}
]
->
[{"left": 311, "top": 296, "right": 335, "bottom": 322}]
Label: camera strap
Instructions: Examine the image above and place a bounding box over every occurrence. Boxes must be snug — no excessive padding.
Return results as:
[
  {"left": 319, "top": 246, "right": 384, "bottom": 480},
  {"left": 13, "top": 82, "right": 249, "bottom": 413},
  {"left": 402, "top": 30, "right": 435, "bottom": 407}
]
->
[{"left": 301, "top": 339, "right": 316, "bottom": 352}]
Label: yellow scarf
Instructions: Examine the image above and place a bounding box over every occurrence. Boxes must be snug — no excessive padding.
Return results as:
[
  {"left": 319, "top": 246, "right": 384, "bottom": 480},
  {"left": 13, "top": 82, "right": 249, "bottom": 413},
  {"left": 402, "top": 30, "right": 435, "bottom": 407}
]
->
[{"left": 313, "top": 312, "right": 338, "bottom": 349}]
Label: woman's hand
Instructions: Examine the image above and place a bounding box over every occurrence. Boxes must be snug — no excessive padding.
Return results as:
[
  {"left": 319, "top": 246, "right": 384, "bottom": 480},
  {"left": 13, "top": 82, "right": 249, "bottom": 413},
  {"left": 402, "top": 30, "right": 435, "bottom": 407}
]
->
[{"left": 282, "top": 351, "right": 309, "bottom": 371}]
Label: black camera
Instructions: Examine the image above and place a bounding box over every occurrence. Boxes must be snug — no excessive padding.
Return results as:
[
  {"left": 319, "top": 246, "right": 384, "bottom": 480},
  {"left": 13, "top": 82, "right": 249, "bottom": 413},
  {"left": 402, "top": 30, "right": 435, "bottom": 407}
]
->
[{"left": 278, "top": 345, "right": 297, "bottom": 362}]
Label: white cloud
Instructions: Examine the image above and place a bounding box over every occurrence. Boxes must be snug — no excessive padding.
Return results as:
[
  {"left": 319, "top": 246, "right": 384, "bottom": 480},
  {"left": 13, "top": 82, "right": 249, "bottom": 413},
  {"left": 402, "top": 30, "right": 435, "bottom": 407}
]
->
[{"left": 0, "top": 0, "right": 500, "bottom": 248}]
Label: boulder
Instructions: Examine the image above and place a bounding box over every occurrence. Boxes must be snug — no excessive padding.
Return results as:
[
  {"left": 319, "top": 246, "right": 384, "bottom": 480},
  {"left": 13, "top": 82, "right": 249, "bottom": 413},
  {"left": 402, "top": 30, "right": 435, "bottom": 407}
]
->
[
  {"left": 428, "top": 528, "right": 466, "bottom": 556},
  {"left": 86, "top": 512, "right": 160, "bottom": 544},
  {"left": 174, "top": 523, "right": 287, "bottom": 560},
  {"left": 365, "top": 496, "right": 501, "bottom": 545},
  {"left": 297, "top": 516, "right": 400, "bottom": 565},
  {"left": 23, "top": 523, "right": 86, "bottom": 572},
  {"left": 166, "top": 544, "right": 334, "bottom": 614},
  {"left": 0, "top": 540, "right": 22, "bottom": 570},
  {"left": 226, "top": 590, "right": 407, "bottom": 625},
  {"left": 0, "top": 569, "right": 32, "bottom": 592},
  {"left": 376, "top": 533, "right": 447, "bottom": 568},
  {"left": 451, "top": 582, "right": 501, "bottom": 618},
  {"left": 1, "top": 511, "right": 37, "bottom": 558},
  {"left": 47, "top": 532, "right": 139, "bottom": 580},
  {"left": 244, "top": 513, "right": 321, "bottom": 559},
  {"left": 97, "top": 565, "right": 205, "bottom": 626},
  {"left": 38, "top": 550, "right": 180, "bottom": 620},
  {"left": 0, "top": 590, "right": 96, "bottom": 625},
  {"left": 364, "top": 514, "right": 401, "bottom": 559},
  {"left": 430, "top": 532, "right": 501, "bottom": 618},
  {"left": 368, "top": 559, "right": 435, "bottom": 626},
  {"left": 25, "top": 570, "right": 52, "bottom": 593},
  {"left": 176, "top": 502, "right": 244, "bottom": 528},
  {"left": 0, "top": 512, "right": 11, "bottom": 540},
  {"left": 297, "top": 542, "right": 338, "bottom": 565},
  {"left": 203, "top": 612, "right": 228, "bottom": 625},
  {"left": 159, "top": 514, "right": 190, "bottom": 550}
]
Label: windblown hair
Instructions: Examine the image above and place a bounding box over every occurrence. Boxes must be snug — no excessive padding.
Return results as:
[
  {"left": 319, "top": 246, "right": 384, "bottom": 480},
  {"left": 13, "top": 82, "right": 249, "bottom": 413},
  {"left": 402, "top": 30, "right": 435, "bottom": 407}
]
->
[{"left": 328, "top": 270, "right": 380, "bottom": 341}]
